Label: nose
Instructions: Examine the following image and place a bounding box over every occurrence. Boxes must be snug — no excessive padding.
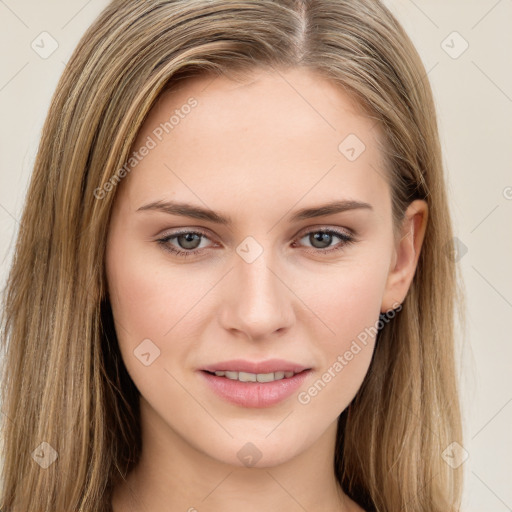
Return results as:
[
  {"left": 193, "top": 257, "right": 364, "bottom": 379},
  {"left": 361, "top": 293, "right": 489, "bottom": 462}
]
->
[{"left": 218, "top": 249, "right": 295, "bottom": 341}]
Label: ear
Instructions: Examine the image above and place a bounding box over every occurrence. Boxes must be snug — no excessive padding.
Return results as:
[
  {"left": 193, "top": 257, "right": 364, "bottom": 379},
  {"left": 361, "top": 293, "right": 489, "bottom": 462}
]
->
[{"left": 381, "top": 199, "right": 428, "bottom": 313}]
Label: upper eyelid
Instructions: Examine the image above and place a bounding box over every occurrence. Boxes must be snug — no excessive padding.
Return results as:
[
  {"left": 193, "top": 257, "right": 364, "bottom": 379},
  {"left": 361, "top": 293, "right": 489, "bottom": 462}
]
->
[{"left": 297, "top": 224, "right": 355, "bottom": 237}]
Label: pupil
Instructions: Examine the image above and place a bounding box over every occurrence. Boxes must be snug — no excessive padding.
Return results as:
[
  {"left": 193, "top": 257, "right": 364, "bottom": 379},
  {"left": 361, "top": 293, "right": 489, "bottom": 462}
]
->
[
  {"left": 312, "top": 232, "right": 331, "bottom": 248},
  {"left": 179, "top": 233, "right": 200, "bottom": 249}
]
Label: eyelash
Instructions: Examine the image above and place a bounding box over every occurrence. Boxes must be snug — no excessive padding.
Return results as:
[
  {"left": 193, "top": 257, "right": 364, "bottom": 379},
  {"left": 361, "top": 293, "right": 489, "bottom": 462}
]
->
[{"left": 155, "top": 227, "right": 356, "bottom": 258}]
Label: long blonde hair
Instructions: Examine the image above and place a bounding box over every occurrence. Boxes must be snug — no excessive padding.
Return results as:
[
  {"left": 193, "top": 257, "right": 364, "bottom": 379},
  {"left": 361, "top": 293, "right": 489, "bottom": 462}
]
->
[{"left": 0, "top": 0, "right": 465, "bottom": 510}]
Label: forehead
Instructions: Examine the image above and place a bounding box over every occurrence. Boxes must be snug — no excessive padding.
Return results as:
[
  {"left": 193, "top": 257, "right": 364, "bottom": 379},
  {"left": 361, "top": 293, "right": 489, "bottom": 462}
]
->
[{"left": 118, "top": 67, "right": 390, "bottom": 218}]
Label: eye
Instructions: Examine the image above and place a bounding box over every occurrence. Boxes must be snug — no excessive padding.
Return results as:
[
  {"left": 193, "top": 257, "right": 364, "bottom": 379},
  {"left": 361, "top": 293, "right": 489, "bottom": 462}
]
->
[
  {"left": 156, "top": 227, "right": 356, "bottom": 258},
  {"left": 156, "top": 230, "right": 213, "bottom": 258},
  {"left": 292, "top": 228, "right": 355, "bottom": 255}
]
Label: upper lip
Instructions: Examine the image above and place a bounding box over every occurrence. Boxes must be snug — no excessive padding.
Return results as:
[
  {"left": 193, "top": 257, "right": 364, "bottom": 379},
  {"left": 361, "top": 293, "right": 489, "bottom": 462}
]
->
[{"left": 201, "top": 359, "right": 311, "bottom": 374}]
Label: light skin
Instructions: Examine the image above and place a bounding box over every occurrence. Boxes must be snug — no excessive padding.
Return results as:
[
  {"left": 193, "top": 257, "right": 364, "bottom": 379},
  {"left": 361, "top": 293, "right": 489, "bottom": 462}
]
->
[{"left": 107, "top": 66, "right": 428, "bottom": 512}]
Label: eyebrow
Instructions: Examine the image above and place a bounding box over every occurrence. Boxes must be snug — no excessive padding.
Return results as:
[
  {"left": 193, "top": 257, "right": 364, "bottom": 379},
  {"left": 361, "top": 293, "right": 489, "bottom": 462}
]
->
[{"left": 136, "top": 199, "right": 373, "bottom": 225}]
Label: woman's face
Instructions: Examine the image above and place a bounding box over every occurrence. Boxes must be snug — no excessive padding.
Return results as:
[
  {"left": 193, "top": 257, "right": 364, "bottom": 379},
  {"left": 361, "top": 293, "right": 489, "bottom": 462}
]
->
[{"left": 105, "top": 67, "right": 422, "bottom": 468}]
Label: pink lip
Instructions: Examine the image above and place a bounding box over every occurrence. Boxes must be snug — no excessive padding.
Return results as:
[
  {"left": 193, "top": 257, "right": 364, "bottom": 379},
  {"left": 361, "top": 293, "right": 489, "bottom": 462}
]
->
[
  {"left": 201, "top": 358, "right": 310, "bottom": 374},
  {"left": 198, "top": 368, "right": 312, "bottom": 408}
]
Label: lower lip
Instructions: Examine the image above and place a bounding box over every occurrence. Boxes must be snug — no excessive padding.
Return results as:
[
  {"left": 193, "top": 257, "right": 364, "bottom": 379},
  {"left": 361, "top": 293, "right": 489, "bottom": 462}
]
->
[{"left": 198, "top": 370, "right": 312, "bottom": 408}]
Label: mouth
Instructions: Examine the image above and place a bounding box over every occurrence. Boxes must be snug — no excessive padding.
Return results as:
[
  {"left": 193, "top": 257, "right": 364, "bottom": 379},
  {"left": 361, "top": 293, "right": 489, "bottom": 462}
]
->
[{"left": 198, "top": 366, "right": 312, "bottom": 408}]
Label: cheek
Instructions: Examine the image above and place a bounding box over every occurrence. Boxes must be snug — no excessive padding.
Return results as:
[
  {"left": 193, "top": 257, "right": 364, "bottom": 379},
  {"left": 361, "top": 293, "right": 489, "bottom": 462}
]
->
[
  {"left": 295, "top": 257, "right": 390, "bottom": 411},
  {"left": 105, "top": 247, "right": 218, "bottom": 414},
  {"left": 303, "top": 254, "right": 389, "bottom": 345},
  {"left": 106, "top": 245, "right": 214, "bottom": 345}
]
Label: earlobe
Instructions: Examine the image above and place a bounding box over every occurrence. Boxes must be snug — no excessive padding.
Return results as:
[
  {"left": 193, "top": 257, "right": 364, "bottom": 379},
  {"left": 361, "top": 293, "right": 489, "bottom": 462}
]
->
[{"left": 381, "top": 199, "right": 428, "bottom": 313}]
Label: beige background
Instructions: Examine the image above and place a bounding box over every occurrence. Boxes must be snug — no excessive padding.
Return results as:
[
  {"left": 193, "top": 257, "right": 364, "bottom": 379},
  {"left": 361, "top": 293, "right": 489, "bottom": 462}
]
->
[{"left": 0, "top": 1, "right": 511, "bottom": 510}]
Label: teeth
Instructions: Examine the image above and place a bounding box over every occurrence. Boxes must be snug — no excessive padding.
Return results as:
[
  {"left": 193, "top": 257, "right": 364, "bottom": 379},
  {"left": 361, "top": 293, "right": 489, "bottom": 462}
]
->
[{"left": 212, "top": 370, "right": 299, "bottom": 382}]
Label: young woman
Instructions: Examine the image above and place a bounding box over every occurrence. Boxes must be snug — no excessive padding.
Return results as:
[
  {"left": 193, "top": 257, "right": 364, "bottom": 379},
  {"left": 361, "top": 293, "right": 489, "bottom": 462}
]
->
[{"left": 0, "top": 0, "right": 465, "bottom": 510}]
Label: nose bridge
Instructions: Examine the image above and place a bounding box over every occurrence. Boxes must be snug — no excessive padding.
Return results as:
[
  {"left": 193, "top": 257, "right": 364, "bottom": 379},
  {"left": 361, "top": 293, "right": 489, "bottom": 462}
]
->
[
  {"left": 238, "top": 248, "right": 283, "bottom": 312},
  {"left": 222, "top": 241, "right": 294, "bottom": 338}
]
